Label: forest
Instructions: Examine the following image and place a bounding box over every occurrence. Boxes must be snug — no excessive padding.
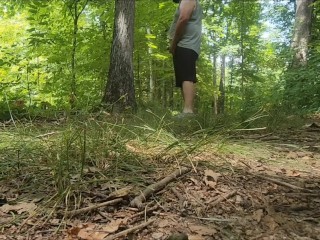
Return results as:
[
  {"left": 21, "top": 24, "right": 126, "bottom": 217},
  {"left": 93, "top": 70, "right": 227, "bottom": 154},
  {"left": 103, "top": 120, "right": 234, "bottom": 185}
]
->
[{"left": 0, "top": 0, "right": 320, "bottom": 239}]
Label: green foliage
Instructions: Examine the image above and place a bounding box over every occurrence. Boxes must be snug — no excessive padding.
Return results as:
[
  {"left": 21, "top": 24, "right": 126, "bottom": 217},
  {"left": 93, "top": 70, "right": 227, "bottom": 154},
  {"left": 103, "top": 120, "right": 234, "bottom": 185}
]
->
[{"left": 0, "top": 0, "right": 319, "bottom": 120}]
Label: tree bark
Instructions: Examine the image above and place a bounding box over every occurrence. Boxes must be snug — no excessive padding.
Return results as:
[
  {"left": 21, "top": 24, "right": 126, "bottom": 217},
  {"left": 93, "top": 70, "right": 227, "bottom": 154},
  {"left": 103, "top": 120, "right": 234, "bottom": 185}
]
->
[
  {"left": 212, "top": 54, "right": 218, "bottom": 115},
  {"left": 102, "top": 0, "right": 137, "bottom": 113},
  {"left": 147, "top": 27, "right": 155, "bottom": 102},
  {"left": 68, "top": 0, "right": 88, "bottom": 109},
  {"left": 218, "top": 55, "right": 226, "bottom": 114},
  {"left": 291, "top": 0, "right": 313, "bottom": 67}
]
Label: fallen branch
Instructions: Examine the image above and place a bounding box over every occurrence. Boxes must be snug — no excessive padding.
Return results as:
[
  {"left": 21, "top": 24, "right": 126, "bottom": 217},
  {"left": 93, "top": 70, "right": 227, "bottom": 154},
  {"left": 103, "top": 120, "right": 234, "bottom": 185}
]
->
[
  {"left": 35, "top": 132, "right": 57, "bottom": 138},
  {"left": 254, "top": 175, "right": 311, "bottom": 192},
  {"left": 130, "top": 205, "right": 159, "bottom": 221},
  {"left": 64, "top": 198, "right": 123, "bottom": 217},
  {"left": 130, "top": 167, "right": 190, "bottom": 209},
  {"left": 103, "top": 218, "right": 155, "bottom": 240},
  {"left": 208, "top": 190, "right": 237, "bottom": 208}
]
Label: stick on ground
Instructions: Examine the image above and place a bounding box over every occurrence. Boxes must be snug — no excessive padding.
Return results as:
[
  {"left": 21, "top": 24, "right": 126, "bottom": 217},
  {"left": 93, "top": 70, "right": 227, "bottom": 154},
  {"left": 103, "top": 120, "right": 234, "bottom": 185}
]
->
[
  {"left": 130, "top": 167, "right": 190, "bottom": 209},
  {"left": 254, "top": 174, "right": 311, "bottom": 192},
  {"left": 64, "top": 198, "right": 123, "bottom": 217},
  {"left": 103, "top": 218, "right": 155, "bottom": 240},
  {"left": 208, "top": 190, "right": 237, "bottom": 208}
]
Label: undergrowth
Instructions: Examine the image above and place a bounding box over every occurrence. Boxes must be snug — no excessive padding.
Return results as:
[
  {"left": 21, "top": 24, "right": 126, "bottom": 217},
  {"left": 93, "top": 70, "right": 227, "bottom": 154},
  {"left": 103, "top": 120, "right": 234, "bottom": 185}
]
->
[{"left": 0, "top": 108, "right": 299, "bottom": 227}]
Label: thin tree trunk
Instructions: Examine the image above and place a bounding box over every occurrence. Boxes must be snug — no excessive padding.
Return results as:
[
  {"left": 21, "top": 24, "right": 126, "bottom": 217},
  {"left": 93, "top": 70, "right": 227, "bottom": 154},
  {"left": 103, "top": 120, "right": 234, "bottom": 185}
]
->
[
  {"left": 229, "top": 57, "right": 234, "bottom": 111},
  {"left": 69, "top": 0, "right": 88, "bottom": 109},
  {"left": 212, "top": 54, "right": 218, "bottom": 115},
  {"left": 291, "top": 0, "right": 313, "bottom": 66},
  {"left": 136, "top": 51, "right": 142, "bottom": 103},
  {"left": 147, "top": 28, "right": 155, "bottom": 102},
  {"left": 102, "top": 0, "right": 137, "bottom": 113},
  {"left": 218, "top": 55, "right": 226, "bottom": 114},
  {"left": 240, "top": 0, "right": 245, "bottom": 100}
]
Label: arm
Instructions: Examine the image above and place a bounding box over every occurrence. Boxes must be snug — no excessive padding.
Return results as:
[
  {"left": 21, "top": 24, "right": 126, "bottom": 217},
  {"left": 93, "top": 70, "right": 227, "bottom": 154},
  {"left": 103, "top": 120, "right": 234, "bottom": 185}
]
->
[{"left": 170, "top": 0, "right": 196, "bottom": 54}]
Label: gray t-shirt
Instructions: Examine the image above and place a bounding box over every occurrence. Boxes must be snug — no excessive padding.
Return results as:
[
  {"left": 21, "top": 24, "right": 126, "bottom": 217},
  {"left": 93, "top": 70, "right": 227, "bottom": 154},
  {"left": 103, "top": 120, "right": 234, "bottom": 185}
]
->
[{"left": 169, "top": 0, "right": 203, "bottom": 55}]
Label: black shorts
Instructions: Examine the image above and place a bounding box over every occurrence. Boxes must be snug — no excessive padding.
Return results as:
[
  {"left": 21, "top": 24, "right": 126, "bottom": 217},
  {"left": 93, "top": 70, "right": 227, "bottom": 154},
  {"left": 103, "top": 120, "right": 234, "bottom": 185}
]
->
[{"left": 173, "top": 46, "right": 198, "bottom": 88}]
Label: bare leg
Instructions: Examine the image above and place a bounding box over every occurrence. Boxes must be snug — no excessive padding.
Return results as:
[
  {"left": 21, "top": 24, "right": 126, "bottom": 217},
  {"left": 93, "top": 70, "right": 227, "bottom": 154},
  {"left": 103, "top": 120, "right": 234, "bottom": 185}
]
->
[{"left": 182, "top": 81, "right": 195, "bottom": 113}]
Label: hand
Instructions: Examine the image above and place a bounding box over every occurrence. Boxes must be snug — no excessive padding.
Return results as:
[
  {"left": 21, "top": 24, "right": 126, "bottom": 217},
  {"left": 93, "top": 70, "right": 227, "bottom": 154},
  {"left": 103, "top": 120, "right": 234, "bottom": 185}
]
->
[{"left": 169, "top": 42, "right": 177, "bottom": 55}]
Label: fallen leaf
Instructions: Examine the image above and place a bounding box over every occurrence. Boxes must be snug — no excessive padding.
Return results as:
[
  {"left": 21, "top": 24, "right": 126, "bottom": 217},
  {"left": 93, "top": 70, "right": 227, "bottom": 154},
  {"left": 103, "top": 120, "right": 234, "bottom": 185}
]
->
[
  {"left": 262, "top": 215, "right": 279, "bottom": 231},
  {"left": 102, "top": 218, "right": 127, "bottom": 233},
  {"left": 286, "top": 170, "right": 300, "bottom": 177},
  {"left": 158, "top": 219, "right": 170, "bottom": 228},
  {"left": 108, "top": 186, "right": 132, "bottom": 199},
  {"left": 152, "top": 232, "right": 164, "bottom": 239},
  {"left": 235, "top": 195, "right": 243, "bottom": 205},
  {"left": 189, "top": 235, "right": 205, "bottom": 240},
  {"left": 78, "top": 228, "right": 108, "bottom": 240},
  {"left": 68, "top": 226, "right": 81, "bottom": 237},
  {"left": 204, "top": 170, "right": 221, "bottom": 189},
  {"left": 0, "top": 202, "right": 37, "bottom": 214},
  {"left": 189, "top": 225, "right": 217, "bottom": 236},
  {"left": 302, "top": 156, "right": 311, "bottom": 160},
  {"left": 252, "top": 209, "right": 264, "bottom": 223},
  {"left": 286, "top": 152, "right": 298, "bottom": 159},
  {"left": 204, "top": 170, "right": 221, "bottom": 182}
]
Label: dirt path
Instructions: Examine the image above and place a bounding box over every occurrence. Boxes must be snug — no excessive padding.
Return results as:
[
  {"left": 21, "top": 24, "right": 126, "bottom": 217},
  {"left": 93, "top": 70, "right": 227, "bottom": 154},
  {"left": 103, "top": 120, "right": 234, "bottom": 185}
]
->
[{"left": 0, "top": 122, "right": 320, "bottom": 240}]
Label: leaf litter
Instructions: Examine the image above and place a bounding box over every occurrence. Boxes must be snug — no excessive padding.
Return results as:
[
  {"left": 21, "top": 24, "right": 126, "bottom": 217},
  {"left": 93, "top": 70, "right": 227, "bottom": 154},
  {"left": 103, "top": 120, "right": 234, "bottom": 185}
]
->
[{"left": 0, "top": 121, "right": 320, "bottom": 240}]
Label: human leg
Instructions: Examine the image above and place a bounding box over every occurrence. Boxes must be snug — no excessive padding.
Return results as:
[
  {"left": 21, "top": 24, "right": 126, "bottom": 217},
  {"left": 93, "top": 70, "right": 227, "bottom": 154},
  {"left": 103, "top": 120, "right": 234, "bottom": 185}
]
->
[
  {"left": 182, "top": 81, "right": 195, "bottom": 113},
  {"left": 173, "top": 47, "right": 198, "bottom": 114}
]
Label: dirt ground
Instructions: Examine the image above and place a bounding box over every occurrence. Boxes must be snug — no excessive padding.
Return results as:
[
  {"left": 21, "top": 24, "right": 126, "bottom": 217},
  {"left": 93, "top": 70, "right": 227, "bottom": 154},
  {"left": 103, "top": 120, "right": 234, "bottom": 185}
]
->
[{"left": 0, "top": 120, "right": 320, "bottom": 240}]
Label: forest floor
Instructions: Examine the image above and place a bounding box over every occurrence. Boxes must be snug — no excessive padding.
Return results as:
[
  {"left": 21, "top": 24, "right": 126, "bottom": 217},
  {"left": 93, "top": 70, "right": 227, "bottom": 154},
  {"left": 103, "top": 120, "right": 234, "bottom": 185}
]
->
[{"left": 0, "top": 113, "right": 320, "bottom": 240}]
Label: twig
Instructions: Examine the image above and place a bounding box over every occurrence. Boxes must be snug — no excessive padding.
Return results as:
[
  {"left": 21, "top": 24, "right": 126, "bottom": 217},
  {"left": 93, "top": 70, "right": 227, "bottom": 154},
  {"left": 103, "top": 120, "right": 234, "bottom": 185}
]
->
[
  {"left": 254, "top": 175, "right": 311, "bottom": 192},
  {"left": 171, "top": 187, "right": 185, "bottom": 211},
  {"left": 208, "top": 190, "right": 237, "bottom": 207},
  {"left": 35, "top": 132, "right": 57, "bottom": 138},
  {"left": 64, "top": 198, "right": 122, "bottom": 217},
  {"left": 191, "top": 216, "right": 238, "bottom": 222},
  {"left": 4, "top": 92, "right": 16, "bottom": 128},
  {"left": 130, "top": 167, "right": 190, "bottom": 209},
  {"left": 103, "top": 218, "right": 155, "bottom": 240},
  {"left": 130, "top": 205, "right": 159, "bottom": 220}
]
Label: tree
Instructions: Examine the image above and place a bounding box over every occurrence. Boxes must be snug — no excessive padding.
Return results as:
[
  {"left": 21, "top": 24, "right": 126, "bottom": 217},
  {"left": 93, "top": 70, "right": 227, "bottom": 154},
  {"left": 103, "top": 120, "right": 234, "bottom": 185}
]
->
[
  {"left": 291, "top": 0, "right": 313, "bottom": 66},
  {"left": 102, "top": 0, "right": 137, "bottom": 112},
  {"left": 66, "top": 0, "right": 89, "bottom": 108}
]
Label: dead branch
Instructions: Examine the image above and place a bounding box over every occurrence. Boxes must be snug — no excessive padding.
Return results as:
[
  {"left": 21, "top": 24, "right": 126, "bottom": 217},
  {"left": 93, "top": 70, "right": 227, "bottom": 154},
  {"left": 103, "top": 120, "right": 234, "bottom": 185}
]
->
[
  {"left": 130, "top": 167, "right": 190, "bottom": 209},
  {"left": 64, "top": 198, "right": 123, "bottom": 217},
  {"left": 130, "top": 205, "right": 159, "bottom": 221},
  {"left": 254, "top": 175, "right": 312, "bottom": 192},
  {"left": 103, "top": 218, "right": 155, "bottom": 240},
  {"left": 208, "top": 190, "right": 237, "bottom": 207},
  {"left": 35, "top": 132, "right": 57, "bottom": 138},
  {"left": 171, "top": 187, "right": 185, "bottom": 211}
]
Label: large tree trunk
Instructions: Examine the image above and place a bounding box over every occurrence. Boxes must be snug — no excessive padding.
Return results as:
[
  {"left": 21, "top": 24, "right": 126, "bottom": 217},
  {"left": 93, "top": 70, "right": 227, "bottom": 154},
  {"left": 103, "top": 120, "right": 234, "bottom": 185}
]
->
[
  {"left": 102, "top": 0, "right": 137, "bottom": 112},
  {"left": 291, "top": 0, "right": 313, "bottom": 66}
]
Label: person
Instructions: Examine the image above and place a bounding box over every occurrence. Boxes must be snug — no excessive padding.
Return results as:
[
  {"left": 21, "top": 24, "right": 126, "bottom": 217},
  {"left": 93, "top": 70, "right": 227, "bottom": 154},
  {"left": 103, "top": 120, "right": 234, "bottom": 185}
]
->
[{"left": 169, "top": 0, "right": 202, "bottom": 116}]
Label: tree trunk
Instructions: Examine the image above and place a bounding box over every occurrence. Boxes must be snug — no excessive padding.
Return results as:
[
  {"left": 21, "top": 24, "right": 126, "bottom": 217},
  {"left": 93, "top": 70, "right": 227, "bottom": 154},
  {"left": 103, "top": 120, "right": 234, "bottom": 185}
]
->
[
  {"left": 229, "top": 57, "right": 234, "bottom": 111},
  {"left": 147, "top": 27, "right": 155, "bottom": 102},
  {"left": 218, "top": 55, "right": 226, "bottom": 114},
  {"left": 102, "top": 0, "right": 137, "bottom": 113},
  {"left": 212, "top": 54, "right": 218, "bottom": 115},
  {"left": 70, "top": 1, "right": 78, "bottom": 109},
  {"left": 69, "top": 0, "right": 88, "bottom": 109},
  {"left": 291, "top": 0, "right": 313, "bottom": 66},
  {"left": 240, "top": 0, "right": 245, "bottom": 100}
]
